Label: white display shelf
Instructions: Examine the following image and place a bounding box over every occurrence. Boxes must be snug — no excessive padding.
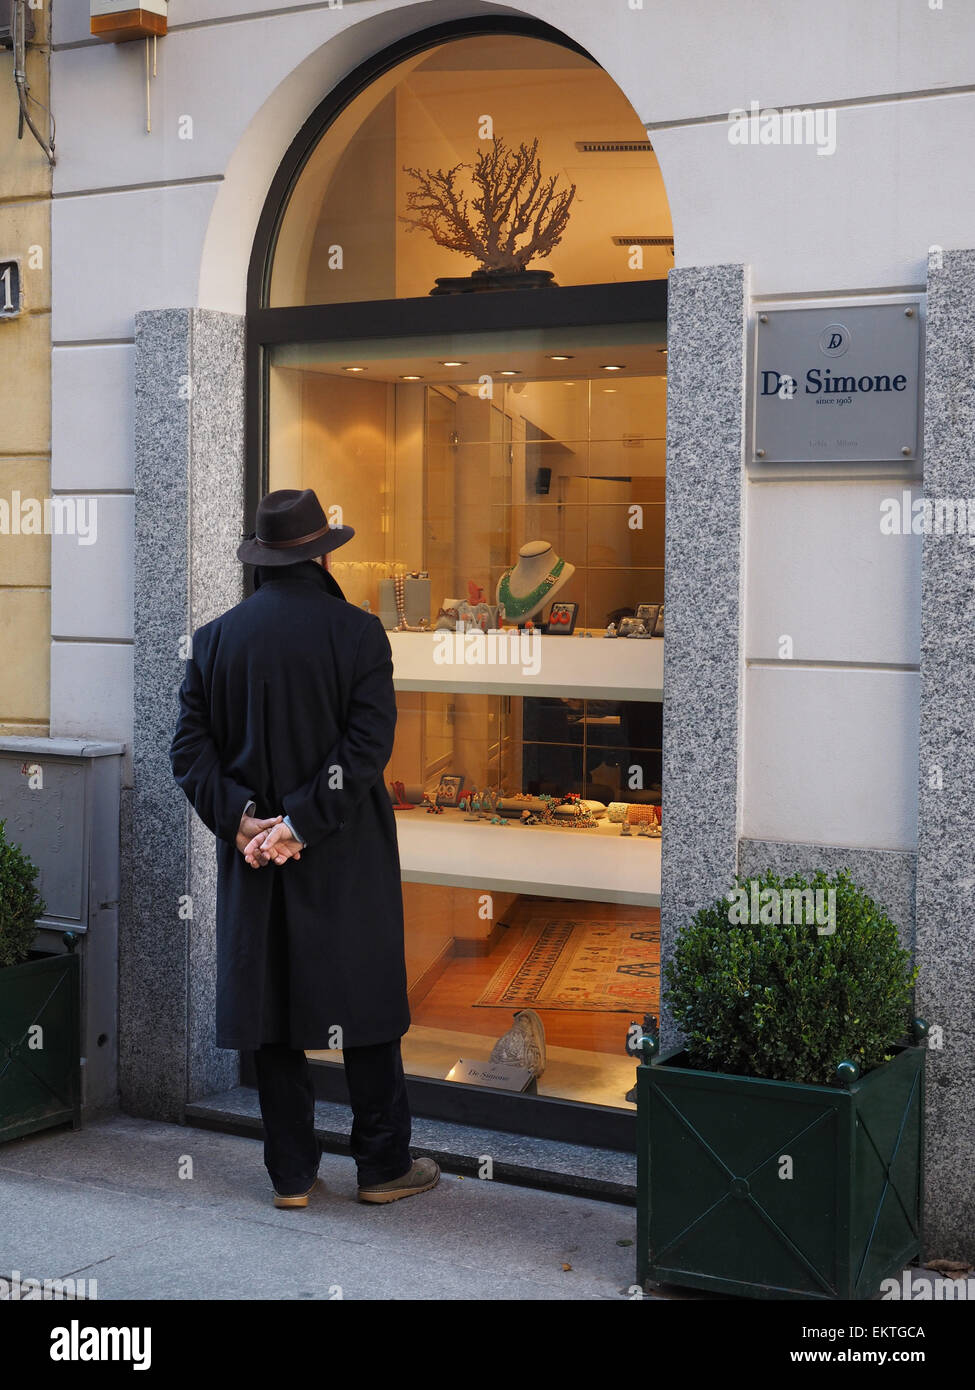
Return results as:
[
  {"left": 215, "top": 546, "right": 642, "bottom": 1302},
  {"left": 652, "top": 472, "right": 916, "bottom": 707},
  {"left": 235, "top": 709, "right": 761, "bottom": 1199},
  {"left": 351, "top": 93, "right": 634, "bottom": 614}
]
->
[
  {"left": 396, "top": 809, "right": 661, "bottom": 906},
  {"left": 388, "top": 629, "right": 662, "bottom": 701}
]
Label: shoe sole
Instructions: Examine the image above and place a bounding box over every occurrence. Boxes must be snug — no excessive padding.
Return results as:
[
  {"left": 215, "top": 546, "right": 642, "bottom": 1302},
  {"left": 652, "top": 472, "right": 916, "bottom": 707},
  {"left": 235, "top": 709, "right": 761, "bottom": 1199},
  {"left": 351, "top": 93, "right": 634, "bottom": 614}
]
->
[
  {"left": 273, "top": 1179, "right": 318, "bottom": 1208},
  {"left": 357, "top": 1170, "right": 441, "bottom": 1204}
]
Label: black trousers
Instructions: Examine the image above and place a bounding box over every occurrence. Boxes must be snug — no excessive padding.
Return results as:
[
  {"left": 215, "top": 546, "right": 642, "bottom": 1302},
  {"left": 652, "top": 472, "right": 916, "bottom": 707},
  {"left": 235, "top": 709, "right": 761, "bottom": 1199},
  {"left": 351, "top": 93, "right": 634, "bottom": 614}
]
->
[{"left": 252, "top": 1039, "right": 413, "bottom": 1195}]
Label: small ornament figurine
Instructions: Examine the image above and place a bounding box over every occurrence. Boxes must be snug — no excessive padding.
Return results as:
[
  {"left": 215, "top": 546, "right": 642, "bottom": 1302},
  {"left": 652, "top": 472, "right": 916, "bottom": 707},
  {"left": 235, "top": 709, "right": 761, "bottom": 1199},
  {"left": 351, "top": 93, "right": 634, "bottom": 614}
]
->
[
  {"left": 620, "top": 820, "right": 631, "bottom": 836},
  {"left": 605, "top": 621, "right": 618, "bottom": 638}
]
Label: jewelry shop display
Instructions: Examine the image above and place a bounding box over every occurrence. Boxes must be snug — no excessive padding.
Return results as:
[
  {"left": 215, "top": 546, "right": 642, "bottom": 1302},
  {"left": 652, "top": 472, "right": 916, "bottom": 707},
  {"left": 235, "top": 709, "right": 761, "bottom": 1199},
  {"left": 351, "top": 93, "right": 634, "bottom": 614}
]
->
[
  {"left": 389, "top": 779, "right": 414, "bottom": 810},
  {"left": 635, "top": 604, "right": 660, "bottom": 630},
  {"left": 386, "top": 777, "right": 657, "bottom": 836},
  {"left": 434, "top": 600, "right": 463, "bottom": 631},
  {"left": 435, "top": 773, "right": 464, "bottom": 807},
  {"left": 499, "top": 557, "right": 566, "bottom": 620},
  {"left": 545, "top": 600, "right": 578, "bottom": 634},
  {"left": 496, "top": 541, "right": 575, "bottom": 623},
  {"left": 392, "top": 572, "right": 432, "bottom": 631}
]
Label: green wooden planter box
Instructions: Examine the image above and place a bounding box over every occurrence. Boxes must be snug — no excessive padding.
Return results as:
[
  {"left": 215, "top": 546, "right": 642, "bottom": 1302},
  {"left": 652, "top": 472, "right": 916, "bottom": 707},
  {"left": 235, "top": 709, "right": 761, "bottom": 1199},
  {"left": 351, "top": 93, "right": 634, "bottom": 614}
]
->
[
  {"left": 636, "top": 1043, "right": 924, "bottom": 1300},
  {"left": 0, "top": 942, "right": 82, "bottom": 1144}
]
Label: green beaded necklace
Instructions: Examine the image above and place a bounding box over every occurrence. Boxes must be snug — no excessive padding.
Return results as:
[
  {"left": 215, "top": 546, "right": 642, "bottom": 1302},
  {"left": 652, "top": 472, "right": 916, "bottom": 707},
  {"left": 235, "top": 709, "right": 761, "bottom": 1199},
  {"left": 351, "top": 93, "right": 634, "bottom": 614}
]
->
[{"left": 498, "top": 556, "right": 566, "bottom": 618}]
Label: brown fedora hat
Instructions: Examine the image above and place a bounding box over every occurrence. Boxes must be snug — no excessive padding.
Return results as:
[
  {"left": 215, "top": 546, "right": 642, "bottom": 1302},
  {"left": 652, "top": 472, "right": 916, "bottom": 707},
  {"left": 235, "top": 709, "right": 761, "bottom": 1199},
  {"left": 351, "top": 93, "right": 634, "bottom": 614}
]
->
[{"left": 237, "top": 488, "right": 355, "bottom": 567}]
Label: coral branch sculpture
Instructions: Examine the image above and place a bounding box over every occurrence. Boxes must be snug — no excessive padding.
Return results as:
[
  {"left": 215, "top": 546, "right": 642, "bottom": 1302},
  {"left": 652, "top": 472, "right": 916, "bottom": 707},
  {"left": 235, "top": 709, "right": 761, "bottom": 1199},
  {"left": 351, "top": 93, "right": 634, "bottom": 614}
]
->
[{"left": 401, "top": 137, "right": 576, "bottom": 273}]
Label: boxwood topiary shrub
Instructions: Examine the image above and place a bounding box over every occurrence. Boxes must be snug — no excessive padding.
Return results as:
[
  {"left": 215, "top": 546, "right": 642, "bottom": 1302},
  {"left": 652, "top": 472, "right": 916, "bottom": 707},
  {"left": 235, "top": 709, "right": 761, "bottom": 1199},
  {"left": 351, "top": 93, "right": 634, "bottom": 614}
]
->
[
  {"left": 663, "top": 868, "right": 917, "bottom": 1086},
  {"left": 0, "top": 819, "right": 45, "bottom": 970}
]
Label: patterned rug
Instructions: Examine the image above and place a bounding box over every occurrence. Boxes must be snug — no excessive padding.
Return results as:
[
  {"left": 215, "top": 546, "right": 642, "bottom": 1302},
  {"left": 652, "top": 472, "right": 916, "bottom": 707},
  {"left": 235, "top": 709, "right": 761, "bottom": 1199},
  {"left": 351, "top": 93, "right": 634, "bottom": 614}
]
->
[{"left": 475, "top": 918, "right": 660, "bottom": 1013}]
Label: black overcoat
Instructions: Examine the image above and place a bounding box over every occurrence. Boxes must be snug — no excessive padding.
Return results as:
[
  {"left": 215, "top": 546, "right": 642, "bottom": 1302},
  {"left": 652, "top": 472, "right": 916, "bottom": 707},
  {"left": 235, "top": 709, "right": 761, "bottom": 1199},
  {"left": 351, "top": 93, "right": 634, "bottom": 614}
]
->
[{"left": 169, "top": 561, "right": 410, "bottom": 1050}]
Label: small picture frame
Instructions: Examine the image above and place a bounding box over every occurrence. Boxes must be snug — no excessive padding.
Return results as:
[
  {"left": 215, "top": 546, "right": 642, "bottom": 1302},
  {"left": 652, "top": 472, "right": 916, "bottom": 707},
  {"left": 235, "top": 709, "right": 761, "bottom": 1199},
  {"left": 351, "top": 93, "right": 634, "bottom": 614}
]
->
[
  {"left": 546, "top": 600, "right": 578, "bottom": 634},
  {"left": 436, "top": 773, "right": 463, "bottom": 808},
  {"left": 635, "top": 604, "right": 660, "bottom": 630},
  {"left": 618, "top": 615, "right": 649, "bottom": 638}
]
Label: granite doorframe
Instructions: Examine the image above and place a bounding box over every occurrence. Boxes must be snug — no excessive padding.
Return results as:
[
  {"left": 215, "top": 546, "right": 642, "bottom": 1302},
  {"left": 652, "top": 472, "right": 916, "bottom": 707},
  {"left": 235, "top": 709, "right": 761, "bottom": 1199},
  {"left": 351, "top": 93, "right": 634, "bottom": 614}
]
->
[
  {"left": 659, "top": 263, "right": 750, "bottom": 1047},
  {"left": 914, "top": 247, "right": 975, "bottom": 1258},
  {"left": 122, "top": 309, "right": 246, "bottom": 1119}
]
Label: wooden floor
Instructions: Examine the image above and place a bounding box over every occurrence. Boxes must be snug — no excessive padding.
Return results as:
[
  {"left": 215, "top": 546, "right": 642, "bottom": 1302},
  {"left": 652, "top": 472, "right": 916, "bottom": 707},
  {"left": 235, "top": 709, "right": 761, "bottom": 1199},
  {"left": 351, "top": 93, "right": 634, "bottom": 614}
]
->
[{"left": 411, "top": 897, "right": 660, "bottom": 1057}]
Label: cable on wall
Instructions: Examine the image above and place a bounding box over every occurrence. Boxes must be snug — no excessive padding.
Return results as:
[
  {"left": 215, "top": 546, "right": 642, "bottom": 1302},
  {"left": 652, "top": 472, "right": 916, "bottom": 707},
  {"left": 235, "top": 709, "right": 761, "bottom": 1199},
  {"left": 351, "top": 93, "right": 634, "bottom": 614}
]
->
[{"left": 11, "top": 0, "right": 55, "bottom": 166}]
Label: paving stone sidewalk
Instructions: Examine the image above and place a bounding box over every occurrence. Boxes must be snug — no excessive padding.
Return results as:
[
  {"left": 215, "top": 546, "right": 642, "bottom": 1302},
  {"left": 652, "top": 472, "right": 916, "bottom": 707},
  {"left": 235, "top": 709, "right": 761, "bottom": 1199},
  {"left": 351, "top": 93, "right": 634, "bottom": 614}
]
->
[{"left": 0, "top": 1115, "right": 647, "bottom": 1301}]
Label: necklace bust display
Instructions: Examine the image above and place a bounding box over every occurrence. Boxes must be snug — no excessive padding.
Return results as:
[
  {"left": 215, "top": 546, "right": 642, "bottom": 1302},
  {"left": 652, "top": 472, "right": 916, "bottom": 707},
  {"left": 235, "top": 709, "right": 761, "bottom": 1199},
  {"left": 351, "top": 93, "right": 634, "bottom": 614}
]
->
[{"left": 497, "top": 541, "right": 575, "bottom": 621}]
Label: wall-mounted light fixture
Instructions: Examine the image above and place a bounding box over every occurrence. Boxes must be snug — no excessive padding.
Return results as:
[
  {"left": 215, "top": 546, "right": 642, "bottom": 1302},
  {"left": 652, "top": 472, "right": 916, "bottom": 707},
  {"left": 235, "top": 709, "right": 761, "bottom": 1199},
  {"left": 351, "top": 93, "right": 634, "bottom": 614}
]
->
[
  {"left": 91, "top": 2, "right": 168, "bottom": 133},
  {"left": 90, "top": 1, "right": 167, "bottom": 43}
]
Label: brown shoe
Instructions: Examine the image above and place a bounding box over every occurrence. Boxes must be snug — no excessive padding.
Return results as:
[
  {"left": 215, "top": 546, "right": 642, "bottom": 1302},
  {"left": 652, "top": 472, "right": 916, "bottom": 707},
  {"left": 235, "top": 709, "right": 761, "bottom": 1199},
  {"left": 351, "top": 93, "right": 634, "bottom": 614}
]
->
[
  {"left": 273, "top": 1178, "right": 319, "bottom": 1209},
  {"left": 357, "top": 1157, "right": 440, "bottom": 1204}
]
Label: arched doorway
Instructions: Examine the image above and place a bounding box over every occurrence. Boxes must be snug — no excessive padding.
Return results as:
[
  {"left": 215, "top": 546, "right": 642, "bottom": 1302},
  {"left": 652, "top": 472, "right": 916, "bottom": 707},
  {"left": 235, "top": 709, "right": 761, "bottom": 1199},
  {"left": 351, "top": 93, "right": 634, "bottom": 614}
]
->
[{"left": 244, "top": 18, "right": 672, "bottom": 1145}]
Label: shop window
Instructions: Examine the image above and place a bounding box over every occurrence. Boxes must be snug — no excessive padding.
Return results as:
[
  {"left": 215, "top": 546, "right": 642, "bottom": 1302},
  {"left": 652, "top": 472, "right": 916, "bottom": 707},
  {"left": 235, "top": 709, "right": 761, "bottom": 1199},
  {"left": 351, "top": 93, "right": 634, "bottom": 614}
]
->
[
  {"left": 267, "top": 327, "right": 665, "bottom": 1110},
  {"left": 268, "top": 33, "right": 671, "bottom": 306},
  {"left": 257, "top": 26, "right": 670, "bottom": 1119}
]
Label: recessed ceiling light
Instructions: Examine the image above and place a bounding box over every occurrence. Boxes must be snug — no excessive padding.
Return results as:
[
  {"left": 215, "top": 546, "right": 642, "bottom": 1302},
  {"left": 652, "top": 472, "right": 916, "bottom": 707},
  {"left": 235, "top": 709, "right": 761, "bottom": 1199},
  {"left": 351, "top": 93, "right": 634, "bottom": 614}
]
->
[
  {"left": 548, "top": 355, "right": 573, "bottom": 361},
  {"left": 499, "top": 370, "right": 521, "bottom": 376},
  {"left": 600, "top": 364, "right": 625, "bottom": 371},
  {"left": 399, "top": 374, "right": 423, "bottom": 380},
  {"left": 657, "top": 348, "right": 668, "bottom": 355},
  {"left": 441, "top": 360, "right": 467, "bottom": 367},
  {"left": 602, "top": 388, "right": 618, "bottom": 394},
  {"left": 343, "top": 366, "right": 365, "bottom": 372}
]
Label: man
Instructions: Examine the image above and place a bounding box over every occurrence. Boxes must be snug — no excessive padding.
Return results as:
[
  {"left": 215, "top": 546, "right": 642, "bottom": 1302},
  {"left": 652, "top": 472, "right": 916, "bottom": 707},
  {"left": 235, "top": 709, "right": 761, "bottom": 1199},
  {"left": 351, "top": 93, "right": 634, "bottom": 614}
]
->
[{"left": 170, "top": 487, "right": 439, "bottom": 1208}]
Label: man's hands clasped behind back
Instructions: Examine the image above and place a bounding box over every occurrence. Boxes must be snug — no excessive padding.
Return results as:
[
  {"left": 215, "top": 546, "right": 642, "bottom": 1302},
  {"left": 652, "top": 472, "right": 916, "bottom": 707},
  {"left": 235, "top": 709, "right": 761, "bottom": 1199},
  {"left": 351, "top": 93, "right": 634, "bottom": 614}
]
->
[{"left": 236, "top": 812, "right": 304, "bottom": 869}]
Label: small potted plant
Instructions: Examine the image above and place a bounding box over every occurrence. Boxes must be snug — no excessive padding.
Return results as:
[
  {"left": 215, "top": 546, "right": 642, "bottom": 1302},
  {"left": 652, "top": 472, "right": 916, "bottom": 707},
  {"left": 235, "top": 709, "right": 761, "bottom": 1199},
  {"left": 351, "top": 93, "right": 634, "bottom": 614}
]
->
[
  {"left": 636, "top": 869, "right": 924, "bottom": 1300},
  {"left": 0, "top": 819, "right": 81, "bottom": 1143}
]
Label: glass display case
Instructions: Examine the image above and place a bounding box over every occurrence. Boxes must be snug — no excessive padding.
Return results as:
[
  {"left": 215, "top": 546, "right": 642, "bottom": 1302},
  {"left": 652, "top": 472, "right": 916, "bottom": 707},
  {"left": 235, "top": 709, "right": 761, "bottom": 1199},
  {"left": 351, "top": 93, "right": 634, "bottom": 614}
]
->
[{"left": 268, "top": 324, "right": 665, "bottom": 1111}]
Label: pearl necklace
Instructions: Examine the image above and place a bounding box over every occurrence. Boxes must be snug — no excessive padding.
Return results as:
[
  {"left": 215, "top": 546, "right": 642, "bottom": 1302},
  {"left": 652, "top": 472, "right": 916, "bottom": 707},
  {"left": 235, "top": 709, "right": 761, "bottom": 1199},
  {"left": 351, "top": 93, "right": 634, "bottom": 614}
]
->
[{"left": 394, "top": 572, "right": 429, "bottom": 631}]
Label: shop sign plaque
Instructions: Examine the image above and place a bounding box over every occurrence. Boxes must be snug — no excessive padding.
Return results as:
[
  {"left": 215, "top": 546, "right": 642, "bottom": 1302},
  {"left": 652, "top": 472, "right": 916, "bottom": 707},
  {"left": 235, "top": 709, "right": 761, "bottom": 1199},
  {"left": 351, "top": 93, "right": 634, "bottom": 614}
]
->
[
  {"left": 753, "top": 303, "right": 920, "bottom": 464},
  {"left": 445, "top": 1058, "right": 536, "bottom": 1092}
]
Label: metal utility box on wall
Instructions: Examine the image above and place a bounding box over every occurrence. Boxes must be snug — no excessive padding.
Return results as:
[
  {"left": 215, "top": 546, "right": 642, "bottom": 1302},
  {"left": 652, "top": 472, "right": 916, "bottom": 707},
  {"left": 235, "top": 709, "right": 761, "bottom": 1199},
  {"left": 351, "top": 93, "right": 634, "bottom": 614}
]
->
[{"left": 0, "top": 738, "right": 123, "bottom": 1116}]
